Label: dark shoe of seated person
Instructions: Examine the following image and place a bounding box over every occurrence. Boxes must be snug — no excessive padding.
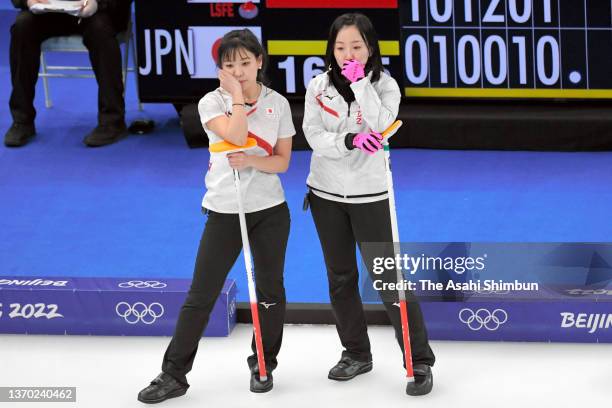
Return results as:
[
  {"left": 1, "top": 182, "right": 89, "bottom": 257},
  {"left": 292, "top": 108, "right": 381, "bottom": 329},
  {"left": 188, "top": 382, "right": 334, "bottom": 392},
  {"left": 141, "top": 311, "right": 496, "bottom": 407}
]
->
[
  {"left": 4, "top": 123, "right": 35, "bottom": 147},
  {"left": 83, "top": 123, "right": 128, "bottom": 147},
  {"left": 405, "top": 364, "right": 433, "bottom": 396},
  {"left": 250, "top": 364, "right": 273, "bottom": 393},
  {"left": 137, "top": 372, "right": 189, "bottom": 404},
  {"left": 328, "top": 356, "right": 373, "bottom": 381}
]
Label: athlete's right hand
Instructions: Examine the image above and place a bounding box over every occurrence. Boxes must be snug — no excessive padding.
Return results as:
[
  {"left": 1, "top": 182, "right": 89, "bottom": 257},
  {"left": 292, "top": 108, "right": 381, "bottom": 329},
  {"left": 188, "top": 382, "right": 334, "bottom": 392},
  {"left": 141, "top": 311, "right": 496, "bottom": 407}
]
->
[
  {"left": 341, "top": 59, "right": 366, "bottom": 83},
  {"left": 350, "top": 131, "right": 383, "bottom": 155},
  {"left": 218, "top": 70, "right": 243, "bottom": 101}
]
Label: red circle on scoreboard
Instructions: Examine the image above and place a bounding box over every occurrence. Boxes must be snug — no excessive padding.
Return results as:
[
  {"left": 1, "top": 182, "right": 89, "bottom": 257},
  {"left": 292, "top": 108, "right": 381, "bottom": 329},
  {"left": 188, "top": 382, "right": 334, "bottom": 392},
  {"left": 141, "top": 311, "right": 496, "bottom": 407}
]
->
[
  {"left": 241, "top": 1, "right": 256, "bottom": 11},
  {"left": 211, "top": 38, "right": 222, "bottom": 63}
]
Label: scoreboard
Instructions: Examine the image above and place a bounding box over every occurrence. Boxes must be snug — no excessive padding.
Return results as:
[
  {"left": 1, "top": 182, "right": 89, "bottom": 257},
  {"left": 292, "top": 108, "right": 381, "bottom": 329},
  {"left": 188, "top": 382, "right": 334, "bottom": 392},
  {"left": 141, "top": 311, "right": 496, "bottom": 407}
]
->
[
  {"left": 402, "top": 0, "right": 612, "bottom": 98},
  {"left": 134, "top": 0, "right": 612, "bottom": 101}
]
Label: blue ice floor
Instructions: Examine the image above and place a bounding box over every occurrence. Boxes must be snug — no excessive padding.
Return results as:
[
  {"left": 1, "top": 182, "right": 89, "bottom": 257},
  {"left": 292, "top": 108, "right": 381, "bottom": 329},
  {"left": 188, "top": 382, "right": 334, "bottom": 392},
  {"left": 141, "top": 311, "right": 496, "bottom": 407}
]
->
[{"left": 1, "top": 10, "right": 612, "bottom": 303}]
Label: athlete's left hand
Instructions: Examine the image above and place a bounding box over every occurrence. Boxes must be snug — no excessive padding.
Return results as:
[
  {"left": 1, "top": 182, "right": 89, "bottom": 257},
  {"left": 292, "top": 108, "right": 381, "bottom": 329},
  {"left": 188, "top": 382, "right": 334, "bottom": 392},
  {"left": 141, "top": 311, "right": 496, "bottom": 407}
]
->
[{"left": 227, "top": 152, "right": 251, "bottom": 170}]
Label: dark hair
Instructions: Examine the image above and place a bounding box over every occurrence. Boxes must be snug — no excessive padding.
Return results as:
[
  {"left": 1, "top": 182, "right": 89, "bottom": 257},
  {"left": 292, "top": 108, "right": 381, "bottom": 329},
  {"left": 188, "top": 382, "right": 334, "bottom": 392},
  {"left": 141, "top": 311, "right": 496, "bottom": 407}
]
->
[
  {"left": 325, "top": 13, "right": 384, "bottom": 84},
  {"left": 216, "top": 29, "right": 269, "bottom": 85}
]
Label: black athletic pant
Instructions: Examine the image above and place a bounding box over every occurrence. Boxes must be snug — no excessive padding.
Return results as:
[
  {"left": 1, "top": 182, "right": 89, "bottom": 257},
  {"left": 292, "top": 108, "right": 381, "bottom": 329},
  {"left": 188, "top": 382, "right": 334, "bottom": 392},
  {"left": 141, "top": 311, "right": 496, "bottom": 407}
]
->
[
  {"left": 309, "top": 192, "right": 435, "bottom": 367},
  {"left": 9, "top": 10, "right": 126, "bottom": 126},
  {"left": 162, "top": 202, "right": 290, "bottom": 386}
]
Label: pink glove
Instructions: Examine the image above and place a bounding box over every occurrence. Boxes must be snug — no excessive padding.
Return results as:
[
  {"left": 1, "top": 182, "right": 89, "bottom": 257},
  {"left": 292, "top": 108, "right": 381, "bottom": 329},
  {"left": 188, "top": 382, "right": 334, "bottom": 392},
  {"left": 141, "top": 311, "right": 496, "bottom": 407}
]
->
[
  {"left": 341, "top": 59, "right": 365, "bottom": 83},
  {"left": 353, "top": 131, "right": 383, "bottom": 155}
]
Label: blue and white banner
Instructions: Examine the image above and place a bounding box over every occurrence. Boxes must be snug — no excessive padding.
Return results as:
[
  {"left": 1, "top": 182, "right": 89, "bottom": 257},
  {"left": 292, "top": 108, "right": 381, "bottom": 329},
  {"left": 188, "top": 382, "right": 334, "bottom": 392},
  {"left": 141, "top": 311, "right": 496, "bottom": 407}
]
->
[
  {"left": 421, "top": 300, "right": 612, "bottom": 343},
  {"left": 0, "top": 277, "right": 236, "bottom": 337}
]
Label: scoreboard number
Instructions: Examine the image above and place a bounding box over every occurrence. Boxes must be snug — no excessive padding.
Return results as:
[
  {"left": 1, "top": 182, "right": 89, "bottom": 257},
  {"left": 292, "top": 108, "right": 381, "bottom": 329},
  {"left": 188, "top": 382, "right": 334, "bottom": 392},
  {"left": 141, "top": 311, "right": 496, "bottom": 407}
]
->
[
  {"left": 409, "top": 0, "right": 553, "bottom": 24},
  {"left": 276, "top": 56, "right": 392, "bottom": 94},
  {"left": 402, "top": 0, "right": 612, "bottom": 97},
  {"left": 405, "top": 34, "right": 559, "bottom": 85}
]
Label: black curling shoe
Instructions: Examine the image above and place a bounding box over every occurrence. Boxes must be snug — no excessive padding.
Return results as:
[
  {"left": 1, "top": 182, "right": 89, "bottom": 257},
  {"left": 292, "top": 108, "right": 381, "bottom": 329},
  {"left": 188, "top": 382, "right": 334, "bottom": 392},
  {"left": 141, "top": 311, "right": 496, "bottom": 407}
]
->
[
  {"left": 83, "top": 123, "right": 128, "bottom": 147},
  {"left": 405, "top": 364, "right": 433, "bottom": 396},
  {"left": 137, "top": 372, "right": 189, "bottom": 404},
  {"left": 4, "top": 122, "right": 35, "bottom": 147},
  {"left": 250, "top": 366, "right": 273, "bottom": 393},
  {"left": 328, "top": 356, "right": 373, "bottom": 381}
]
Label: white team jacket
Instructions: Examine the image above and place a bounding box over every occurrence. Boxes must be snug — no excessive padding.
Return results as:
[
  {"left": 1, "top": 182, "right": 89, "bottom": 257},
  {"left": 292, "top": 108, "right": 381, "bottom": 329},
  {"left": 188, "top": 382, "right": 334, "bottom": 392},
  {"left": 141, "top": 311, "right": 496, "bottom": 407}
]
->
[{"left": 303, "top": 70, "right": 401, "bottom": 202}]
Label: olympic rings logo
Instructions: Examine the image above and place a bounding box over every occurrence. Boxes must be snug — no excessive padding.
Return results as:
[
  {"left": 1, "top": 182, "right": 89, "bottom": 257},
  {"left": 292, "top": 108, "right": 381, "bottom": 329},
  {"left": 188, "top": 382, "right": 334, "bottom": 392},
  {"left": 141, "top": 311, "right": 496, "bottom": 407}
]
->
[
  {"left": 117, "top": 280, "right": 167, "bottom": 289},
  {"left": 459, "top": 308, "right": 508, "bottom": 331},
  {"left": 115, "top": 302, "right": 165, "bottom": 324}
]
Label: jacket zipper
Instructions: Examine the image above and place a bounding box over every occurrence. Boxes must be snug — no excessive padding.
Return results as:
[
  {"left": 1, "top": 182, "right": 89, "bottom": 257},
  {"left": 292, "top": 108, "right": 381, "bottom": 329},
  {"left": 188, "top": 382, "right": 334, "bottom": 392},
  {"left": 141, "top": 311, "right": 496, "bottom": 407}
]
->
[{"left": 343, "top": 101, "right": 352, "bottom": 198}]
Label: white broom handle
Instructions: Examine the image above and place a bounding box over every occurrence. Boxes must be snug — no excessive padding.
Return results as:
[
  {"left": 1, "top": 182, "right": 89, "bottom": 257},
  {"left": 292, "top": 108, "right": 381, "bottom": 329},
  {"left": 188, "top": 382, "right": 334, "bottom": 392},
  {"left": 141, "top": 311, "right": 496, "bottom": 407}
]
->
[
  {"left": 382, "top": 141, "right": 414, "bottom": 381},
  {"left": 383, "top": 143, "right": 407, "bottom": 303},
  {"left": 233, "top": 169, "right": 258, "bottom": 303},
  {"left": 233, "top": 169, "right": 268, "bottom": 380}
]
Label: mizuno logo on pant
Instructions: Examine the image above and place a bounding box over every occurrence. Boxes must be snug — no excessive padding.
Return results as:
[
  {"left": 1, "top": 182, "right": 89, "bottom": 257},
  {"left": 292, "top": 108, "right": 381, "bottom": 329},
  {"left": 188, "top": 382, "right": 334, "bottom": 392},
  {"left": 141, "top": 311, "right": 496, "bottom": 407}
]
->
[{"left": 259, "top": 302, "right": 277, "bottom": 309}]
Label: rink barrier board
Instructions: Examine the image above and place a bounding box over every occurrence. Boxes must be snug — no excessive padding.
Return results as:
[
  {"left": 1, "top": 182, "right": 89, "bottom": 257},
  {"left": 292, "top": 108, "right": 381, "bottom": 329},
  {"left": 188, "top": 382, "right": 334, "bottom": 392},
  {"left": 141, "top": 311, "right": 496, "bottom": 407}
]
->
[{"left": 0, "top": 277, "right": 236, "bottom": 337}]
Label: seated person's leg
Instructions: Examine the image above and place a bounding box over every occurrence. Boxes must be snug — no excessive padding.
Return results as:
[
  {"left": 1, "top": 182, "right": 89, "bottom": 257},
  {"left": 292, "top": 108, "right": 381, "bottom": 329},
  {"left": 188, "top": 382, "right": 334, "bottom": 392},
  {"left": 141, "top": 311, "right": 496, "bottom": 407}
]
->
[
  {"left": 80, "top": 12, "right": 127, "bottom": 147},
  {"left": 6, "top": 11, "right": 77, "bottom": 147}
]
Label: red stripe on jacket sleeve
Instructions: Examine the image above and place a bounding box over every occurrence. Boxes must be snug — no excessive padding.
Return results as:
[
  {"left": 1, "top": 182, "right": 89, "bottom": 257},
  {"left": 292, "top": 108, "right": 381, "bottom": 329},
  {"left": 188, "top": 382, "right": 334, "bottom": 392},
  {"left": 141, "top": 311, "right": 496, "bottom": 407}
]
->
[{"left": 315, "top": 94, "right": 340, "bottom": 118}]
